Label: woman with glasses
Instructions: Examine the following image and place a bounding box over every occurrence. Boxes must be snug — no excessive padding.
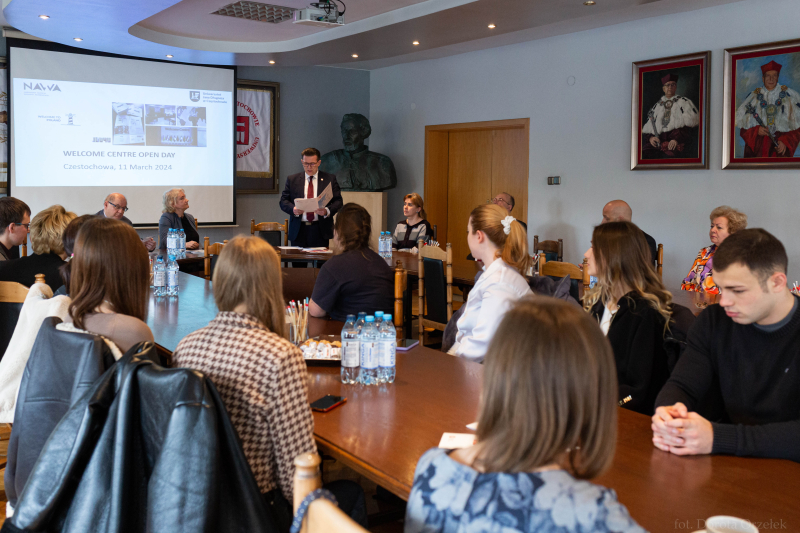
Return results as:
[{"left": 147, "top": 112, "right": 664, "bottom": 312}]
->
[
  {"left": 158, "top": 188, "right": 200, "bottom": 251},
  {"left": 392, "top": 193, "right": 433, "bottom": 251}
]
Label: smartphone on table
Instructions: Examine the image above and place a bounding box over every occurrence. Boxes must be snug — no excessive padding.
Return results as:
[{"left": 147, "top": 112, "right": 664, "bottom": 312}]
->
[{"left": 310, "top": 394, "right": 347, "bottom": 412}]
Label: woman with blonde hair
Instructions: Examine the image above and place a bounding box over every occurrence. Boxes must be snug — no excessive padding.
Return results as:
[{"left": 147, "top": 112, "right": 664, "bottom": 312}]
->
[
  {"left": 681, "top": 205, "right": 747, "bottom": 294},
  {"left": 406, "top": 296, "right": 645, "bottom": 533},
  {"left": 0, "top": 204, "right": 76, "bottom": 292},
  {"left": 172, "top": 235, "right": 366, "bottom": 528},
  {"left": 449, "top": 203, "right": 532, "bottom": 363},
  {"left": 392, "top": 192, "right": 432, "bottom": 250},
  {"left": 584, "top": 221, "right": 673, "bottom": 415},
  {"left": 158, "top": 188, "right": 199, "bottom": 251}
]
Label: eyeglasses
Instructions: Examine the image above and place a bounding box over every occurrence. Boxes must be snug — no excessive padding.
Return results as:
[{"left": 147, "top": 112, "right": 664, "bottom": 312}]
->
[
  {"left": 488, "top": 197, "right": 510, "bottom": 207},
  {"left": 15, "top": 223, "right": 30, "bottom": 230},
  {"left": 108, "top": 201, "right": 129, "bottom": 212},
  {"left": 301, "top": 160, "right": 321, "bottom": 167}
]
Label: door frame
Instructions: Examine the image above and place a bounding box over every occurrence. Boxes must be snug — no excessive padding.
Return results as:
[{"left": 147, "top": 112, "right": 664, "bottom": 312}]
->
[{"left": 423, "top": 117, "right": 530, "bottom": 250}]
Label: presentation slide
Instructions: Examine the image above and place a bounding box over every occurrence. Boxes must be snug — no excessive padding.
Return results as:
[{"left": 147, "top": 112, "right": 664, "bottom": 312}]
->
[{"left": 10, "top": 46, "right": 235, "bottom": 225}]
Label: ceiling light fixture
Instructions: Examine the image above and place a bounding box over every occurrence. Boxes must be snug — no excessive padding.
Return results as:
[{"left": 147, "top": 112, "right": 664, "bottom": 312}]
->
[
  {"left": 269, "top": 60, "right": 276, "bottom": 64},
  {"left": 73, "top": 37, "right": 83, "bottom": 41},
  {"left": 38, "top": 15, "right": 50, "bottom": 20},
  {"left": 412, "top": 41, "right": 419, "bottom": 45},
  {"left": 166, "top": 54, "right": 173, "bottom": 58},
  {"left": 583, "top": 1, "right": 596, "bottom": 5},
  {"left": 488, "top": 23, "right": 496, "bottom": 29},
  {"left": 352, "top": 54, "right": 359, "bottom": 58}
]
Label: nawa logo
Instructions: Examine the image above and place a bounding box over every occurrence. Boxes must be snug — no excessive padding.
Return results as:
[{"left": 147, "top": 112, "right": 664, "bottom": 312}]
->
[{"left": 23, "top": 82, "right": 62, "bottom": 92}]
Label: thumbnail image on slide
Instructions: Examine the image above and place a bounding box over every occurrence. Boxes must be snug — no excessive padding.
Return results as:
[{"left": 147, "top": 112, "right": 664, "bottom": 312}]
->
[
  {"left": 145, "top": 104, "right": 177, "bottom": 126},
  {"left": 146, "top": 126, "right": 207, "bottom": 147},
  {"left": 112, "top": 103, "right": 145, "bottom": 145},
  {"left": 177, "top": 106, "right": 206, "bottom": 127}
]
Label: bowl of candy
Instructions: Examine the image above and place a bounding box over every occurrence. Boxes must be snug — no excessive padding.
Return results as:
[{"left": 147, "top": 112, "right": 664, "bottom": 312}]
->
[{"left": 300, "top": 335, "right": 342, "bottom": 366}]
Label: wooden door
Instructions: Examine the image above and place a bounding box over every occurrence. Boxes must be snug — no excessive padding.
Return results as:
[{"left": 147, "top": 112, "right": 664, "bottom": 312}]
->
[
  {"left": 447, "top": 131, "right": 493, "bottom": 269},
  {"left": 424, "top": 131, "right": 449, "bottom": 244},
  {"left": 491, "top": 129, "right": 528, "bottom": 225}
]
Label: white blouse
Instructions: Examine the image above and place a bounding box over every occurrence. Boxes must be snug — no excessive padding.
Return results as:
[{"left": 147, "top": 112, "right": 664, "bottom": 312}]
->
[{"left": 450, "top": 258, "right": 532, "bottom": 363}]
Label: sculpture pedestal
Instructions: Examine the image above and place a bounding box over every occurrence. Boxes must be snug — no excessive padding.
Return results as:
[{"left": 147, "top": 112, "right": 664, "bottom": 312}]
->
[{"left": 335, "top": 191, "right": 389, "bottom": 251}]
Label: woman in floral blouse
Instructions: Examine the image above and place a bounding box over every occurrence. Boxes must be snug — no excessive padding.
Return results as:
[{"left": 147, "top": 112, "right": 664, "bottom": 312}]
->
[
  {"left": 404, "top": 296, "right": 645, "bottom": 533},
  {"left": 681, "top": 206, "right": 747, "bottom": 294}
]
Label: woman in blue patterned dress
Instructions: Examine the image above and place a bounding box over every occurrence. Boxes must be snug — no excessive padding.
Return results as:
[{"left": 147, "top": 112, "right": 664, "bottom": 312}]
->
[{"left": 405, "top": 296, "right": 647, "bottom": 533}]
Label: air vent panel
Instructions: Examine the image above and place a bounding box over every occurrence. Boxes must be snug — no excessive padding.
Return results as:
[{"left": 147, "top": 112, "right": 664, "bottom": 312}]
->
[{"left": 212, "top": 1, "right": 294, "bottom": 24}]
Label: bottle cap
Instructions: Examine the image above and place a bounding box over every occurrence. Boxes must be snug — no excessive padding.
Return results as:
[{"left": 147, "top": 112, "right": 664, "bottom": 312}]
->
[
  {"left": 375, "top": 311, "right": 384, "bottom": 317},
  {"left": 346, "top": 314, "right": 355, "bottom": 319},
  {"left": 168, "top": 255, "right": 176, "bottom": 260},
  {"left": 384, "top": 314, "right": 392, "bottom": 321},
  {"left": 365, "top": 316, "right": 374, "bottom": 322}
]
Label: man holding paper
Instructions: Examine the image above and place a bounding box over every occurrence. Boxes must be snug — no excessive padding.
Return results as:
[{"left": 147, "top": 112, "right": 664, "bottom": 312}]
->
[{"left": 279, "top": 147, "right": 343, "bottom": 253}]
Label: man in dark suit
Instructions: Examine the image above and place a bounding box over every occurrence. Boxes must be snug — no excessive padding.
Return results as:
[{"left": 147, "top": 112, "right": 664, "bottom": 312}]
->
[
  {"left": 280, "top": 148, "right": 344, "bottom": 257},
  {"left": 601, "top": 199, "right": 658, "bottom": 264}
]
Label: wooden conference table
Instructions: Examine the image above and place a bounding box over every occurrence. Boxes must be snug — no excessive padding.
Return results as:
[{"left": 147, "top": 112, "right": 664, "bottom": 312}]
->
[{"left": 147, "top": 271, "right": 800, "bottom": 532}]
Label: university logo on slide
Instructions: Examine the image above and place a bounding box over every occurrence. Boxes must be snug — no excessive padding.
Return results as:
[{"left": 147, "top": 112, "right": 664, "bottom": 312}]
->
[{"left": 190, "top": 91, "right": 201, "bottom": 102}]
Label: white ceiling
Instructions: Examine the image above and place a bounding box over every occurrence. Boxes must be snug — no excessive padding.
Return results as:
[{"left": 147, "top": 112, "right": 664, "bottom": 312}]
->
[{"left": 3, "top": 0, "right": 745, "bottom": 68}]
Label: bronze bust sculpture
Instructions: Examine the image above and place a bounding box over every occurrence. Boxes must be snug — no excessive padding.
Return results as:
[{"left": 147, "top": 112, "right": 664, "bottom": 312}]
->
[{"left": 321, "top": 113, "right": 397, "bottom": 191}]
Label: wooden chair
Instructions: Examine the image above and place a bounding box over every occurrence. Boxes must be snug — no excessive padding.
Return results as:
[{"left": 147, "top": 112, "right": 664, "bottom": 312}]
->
[
  {"left": 293, "top": 453, "right": 367, "bottom": 533},
  {"left": 417, "top": 239, "right": 453, "bottom": 343},
  {"left": 657, "top": 243, "right": 664, "bottom": 278},
  {"left": 431, "top": 224, "right": 438, "bottom": 242},
  {"left": 532, "top": 235, "right": 563, "bottom": 262},
  {"left": 203, "top": 237, "right": 228, "bottom": 280},
  {"left": 20, "top": 243, "right": 27, "bottom": 257},
  {"left": 251, "top": 218, "right": 289, "bottom": 247},
  {"left": 538, "top": 254, "right": 590, "bottom": 299},
  {"left": 394, "top": 261, "right": 407, "bottom": 330}
]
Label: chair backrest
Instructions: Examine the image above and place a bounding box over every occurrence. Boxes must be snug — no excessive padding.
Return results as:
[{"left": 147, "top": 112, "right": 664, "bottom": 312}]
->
[
  {"left": 20, "top": 243, "right": 27, "bottom": 258},
  {"left": 394, "top": 261, "right": 406, "bottom": 330},
  {"left": 251, "top": 218, "right": 289, "bottom": 247},
  {"left": 538, "top": 254, "right": 590, "bottom": 300},
  {"left": 532, "top": 235, "right": 563, "bottom": 262},
  {"left": 657, "top": 243, "right": 664, "bottom": 278},
  {"left": 431, "top": 224, "right": 438, "bottom": 241},
  {"left": 294, "top": 453, "right": 367, "bottom": 533},
  {"left": 203, "top": 237, "right": 228, "bottom": 280},
  {"left": 418, "top": 239, "right": 453, "bottom": 340},
  {"left": 0, "top": 275, "right": 45, "bottom": 361}
]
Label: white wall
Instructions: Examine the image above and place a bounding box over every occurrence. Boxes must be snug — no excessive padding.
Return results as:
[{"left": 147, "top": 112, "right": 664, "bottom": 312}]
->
[{"left": 369, "top": 0, "right": 800, "bottom": 290}]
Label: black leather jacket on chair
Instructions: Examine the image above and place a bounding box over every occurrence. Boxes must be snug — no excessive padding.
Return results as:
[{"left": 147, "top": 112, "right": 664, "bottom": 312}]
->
[
  {"left": 5, "top": 316, "right": 123, "bottom": 510},
  {"left": 2, "top": 347, "right": 278, "bottom": 533}
]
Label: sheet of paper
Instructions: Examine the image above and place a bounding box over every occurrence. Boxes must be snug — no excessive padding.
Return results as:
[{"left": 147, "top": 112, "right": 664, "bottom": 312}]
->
[
  {"left": 294, "top": 183, "right": 334, "bottom": 212},
  {"left": 294, "top": 197, "right": 320, "bottom": 212},
  {"left": 438, "top": 432, "right": 478, "bottom": 450}
]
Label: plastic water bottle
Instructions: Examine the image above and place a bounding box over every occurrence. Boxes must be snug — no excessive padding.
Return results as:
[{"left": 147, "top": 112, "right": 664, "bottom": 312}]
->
[
  {"left": 374, "top": 311, "right": 384, "bottom": 327},
  {"left": 167, "top": 229, "right": 177, "bottom": 258},
  {"left": 384, "top": 231, "right": 392, "bottom": 258},
  {"left": 359, "top": 316, "right": 379, "bottom": 385},
  {"left": 355, "top": 312, "right": 367, "bottom": 333},
  {"left": 153, "top": 256, "right": 166, "bottom": 297},
  {"left": 379, "top": 314, "right": 397, "bottom": 384},
  {"left": 340, "top": 315, "right": 360, "bottom": 384},
  {"left": 166, "top": 254, "right": 180, "bottom": 296},
  {"left": 178, "top": 228, "right": 186, "bottom": 258}
]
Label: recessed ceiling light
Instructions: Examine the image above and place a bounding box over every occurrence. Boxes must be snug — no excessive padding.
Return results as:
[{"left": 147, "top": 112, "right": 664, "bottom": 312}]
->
[
  {"left": 269, "top": 60, "right": 275, "bottom": 64},
  {"left": 584, "top": 1, "right": 596, "bottom": 4},
  {"left": 166, "top": 54, "right": 173, "bottom": 58},
  {"left": 488, "top": 23, "right": 496, "bottom": 29},
  {"left": 73, "top": 37, "right": 83, "bottom": 41},
  {"left": 412, "top": 41, "right": 419, "bottom": 46},
  {"left": 352, "top": 54, "right": 359, "bottom": 58},
  {"left": 38, "top": 15, "right": 50, "bottom": 20}
]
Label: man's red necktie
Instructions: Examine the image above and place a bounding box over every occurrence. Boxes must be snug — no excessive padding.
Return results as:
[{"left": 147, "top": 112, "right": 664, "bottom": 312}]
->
[{"left": 306, "top": 178, "right": 315, "bottom": 222}]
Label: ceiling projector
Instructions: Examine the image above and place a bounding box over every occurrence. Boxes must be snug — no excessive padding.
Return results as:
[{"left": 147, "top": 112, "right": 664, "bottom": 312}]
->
[{"left": 293, "top": 0, "right": 345, "bottom": 27}]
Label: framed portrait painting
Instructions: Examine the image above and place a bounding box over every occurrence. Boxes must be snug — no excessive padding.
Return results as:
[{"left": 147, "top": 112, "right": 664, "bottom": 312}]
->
[
  {"left": 631, "top": 51, "right": 710, "bottom": 170},
  {"left": 723, "top": 39, "right": 800, "bottom": 169}
]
